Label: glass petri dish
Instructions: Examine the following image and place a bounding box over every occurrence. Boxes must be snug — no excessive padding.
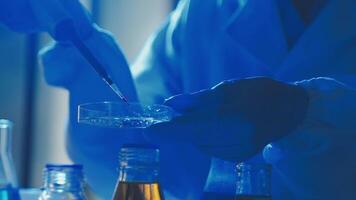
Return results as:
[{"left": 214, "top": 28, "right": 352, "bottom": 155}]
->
[{"left": 78, "top": 102, "right": 174, "bottom": 129}]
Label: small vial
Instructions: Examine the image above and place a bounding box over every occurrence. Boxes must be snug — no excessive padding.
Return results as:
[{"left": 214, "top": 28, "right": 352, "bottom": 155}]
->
[
  {"left": 0, "top": 119, "right": 20, "bottom": 200},
  {"left": 112, "top": 146, "right": 164, "bottom": 200},
  {"left": 236, "top": 163, "right": 272, "bottom": 200},
  {"left": 38, "top": 164, "right": 88, "bottom": 200}
]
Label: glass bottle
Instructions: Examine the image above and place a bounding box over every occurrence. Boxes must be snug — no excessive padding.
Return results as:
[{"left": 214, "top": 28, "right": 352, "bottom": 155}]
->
[
  {"left": 112, "top": 146, "right": 164, "bottom": 200},
  {"left": 235, "top": 163, "right": 272, "bottom": 200},
  {"left": 38, "top": 164, "right": 88, "bottom": 200},
  {"left": 0, "top": 119, "right": 20, "bottom": 200}
]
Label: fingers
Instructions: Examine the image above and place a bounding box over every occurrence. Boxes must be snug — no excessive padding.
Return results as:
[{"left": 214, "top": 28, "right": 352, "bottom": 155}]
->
[
  {"left": 164, "top": 77, "right": 265, "bottom": 114},
  {"left": 148, "top": 77, "right": 296, "bottom": 162},
  {"left": 164, "top": 93, "right": 203, "bottom": 113},
  {"left": 30, "top": 0, "right": 93, "bottom": 40},
  {"left": 0, "top": 0, "right": 42, "bottom": 33},
  {"left": 164, "top": 88, "right": 223, "bottom": 114},
  {"left": 83, "top": 28, "right": 138, "bottom": 101},
  {"left": 147, "top": 114, "right": 208, "bottom": 143},
  {"left": 40, "top": 42, "right": 84, "bottom": 87},
  {"left": 30, "top": 0, "right": 70, "bottom": 35},
  {"left": 59, "top": 0, "right": 94, "bottom": 39},
  {"left": 40, "top": 28, "right": 138, "bottom": 101},
  {"left": 147, "top": 113, "right": 259, "bottom": 162}
]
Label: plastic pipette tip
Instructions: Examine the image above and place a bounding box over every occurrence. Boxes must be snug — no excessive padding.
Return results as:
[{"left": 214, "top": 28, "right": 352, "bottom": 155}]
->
[
  {"left": 65, "top": 27, "right": 129, "bottom": 103},
  {"left": 110, "top": 83, "right": 129, "bottom": 103}
]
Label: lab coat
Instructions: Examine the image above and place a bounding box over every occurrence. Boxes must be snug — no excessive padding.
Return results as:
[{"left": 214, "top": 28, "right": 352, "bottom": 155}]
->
[
  {"left": 132, "top": 0, "right": 356, "bottom": 199},
  {"left": 38, "top": 0, "right": 355, "bottom": 199}
]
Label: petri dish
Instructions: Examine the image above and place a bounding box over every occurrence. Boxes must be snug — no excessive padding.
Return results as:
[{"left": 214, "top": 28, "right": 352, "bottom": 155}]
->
[{"left": 78, "top": 102, "right": 174, "bottom": 128}]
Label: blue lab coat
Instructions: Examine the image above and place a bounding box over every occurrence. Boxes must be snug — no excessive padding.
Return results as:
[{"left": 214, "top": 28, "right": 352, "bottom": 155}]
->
[
  {"left": 37, "top": 0, "right": 355, "bottom": 199},
  {"left": 131, "top": 0, "right": 356, "bottom": 199}
]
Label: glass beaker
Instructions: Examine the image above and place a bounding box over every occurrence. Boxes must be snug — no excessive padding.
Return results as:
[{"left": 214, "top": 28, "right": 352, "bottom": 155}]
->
[
  {"left": 0, "top": 119, "right": 20, "bottom": 200},
  {"left": 236, "top": 163, "right": 272, "bottom": 200},
  {"left": 78, "top": 102, "right": 174, "bottom": 129}
]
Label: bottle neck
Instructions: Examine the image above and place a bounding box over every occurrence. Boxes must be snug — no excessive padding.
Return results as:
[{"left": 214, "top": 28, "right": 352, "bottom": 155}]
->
[
  {"left": 118, "top": 146, "right": 160, "bottom": 183},
  {"left": 119, "top": 164, "right": 159, "bottom": 183},
  {"left": 43, "top": 165, "right": 85, "bottom": 194},
  {"left": 236, "top": 162, "right": 271, "bottom": 196}
]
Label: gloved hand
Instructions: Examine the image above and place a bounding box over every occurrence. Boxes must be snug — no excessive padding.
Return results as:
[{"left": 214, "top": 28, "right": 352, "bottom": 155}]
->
[
  {"left": 40, "top": 25, "right": 136, "bottom": 95},
  {"left": 263, "top": 77, "right": 356, "bottom": 199},
  {"left": 0, "top": 0, "right": 93, "bottom": 40},
  {"left": 148, "top": 77, "right": 310, "bottom": 162}
]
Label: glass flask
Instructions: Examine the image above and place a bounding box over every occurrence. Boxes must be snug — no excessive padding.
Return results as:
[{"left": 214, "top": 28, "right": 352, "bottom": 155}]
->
[
  {"left": 112, "top": 146, "right": 164, "bottom": 200},
  {"left": 0, "top": 119, "right": 20, "bottom": 200},
  {"left": 38, "top": 164, "right": 88, "bottom": 200},
  {"left": 235, "top": 163, "right": 272, "bottom": 200}
]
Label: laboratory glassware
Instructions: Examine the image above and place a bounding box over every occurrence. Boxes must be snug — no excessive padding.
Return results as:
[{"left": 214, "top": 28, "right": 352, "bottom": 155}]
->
[
  {"left": 235, "top": 163, "right": 272, "bottom": 200},
  {"left": 112, "top": 146, "right": 164, "bottom": 200},
  {"left": 78, "top": 102, "right": 173, "bottom": 129},
  {"left": 38, "top": 164, "right": 88, "bottom": 200},
  {"left": 0, "top": 119, "right": 20, "bottom": 200}
]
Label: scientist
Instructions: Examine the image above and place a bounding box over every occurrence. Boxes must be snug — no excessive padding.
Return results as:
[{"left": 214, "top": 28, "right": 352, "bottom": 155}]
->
[{"left": 0, "top": 0, "right": 355, "bottom": 199}]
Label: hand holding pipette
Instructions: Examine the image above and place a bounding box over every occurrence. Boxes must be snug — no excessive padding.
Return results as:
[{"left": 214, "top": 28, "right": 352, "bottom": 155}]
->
[
  {"left": 30, "top": 0, "right": 129, "bottom": 102},
  {"left": 0, "top": 0, "right": 129, "bottom": 102},
  {"left": 56, "top": 19, "right": 129, "bottom": 102}
]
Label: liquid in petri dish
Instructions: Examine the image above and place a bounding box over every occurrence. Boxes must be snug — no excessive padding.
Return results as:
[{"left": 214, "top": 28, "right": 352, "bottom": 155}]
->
[
  {"left": 113, "top": 182, "right": 164, "bottom": 200},
  {"left": 235, "top": 195, "right": 272, "bottom": 200},
  {"left": 81, "top": 117, "right": 164, "bottom": 128},
  {"left": 0, "top": 184, "right": 20, "bottom": 200}
]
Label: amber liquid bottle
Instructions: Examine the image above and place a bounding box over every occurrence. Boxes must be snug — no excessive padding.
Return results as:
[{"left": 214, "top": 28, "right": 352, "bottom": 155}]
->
[{"left": 112, "top": 146, "right": 164, "bottom": 200}]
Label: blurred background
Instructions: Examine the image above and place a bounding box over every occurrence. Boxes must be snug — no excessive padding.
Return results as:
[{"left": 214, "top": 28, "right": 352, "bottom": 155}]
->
[{"left": 0, "top": 0, "right": 178, "bottom": 192}]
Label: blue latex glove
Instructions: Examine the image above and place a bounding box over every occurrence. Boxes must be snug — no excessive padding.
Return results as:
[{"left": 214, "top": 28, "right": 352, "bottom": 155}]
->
[
  {"left": 40, "top": 25, "right": 135, "bottom": 95},
  {"left": 263, "top": 77, "right": 356, "bottom": 199},
  {"left": 0, "top": 0, "right": 93, "bottom": 40},
  {"left": 148, "top": 77, "right": 310, "bottom": 162}
]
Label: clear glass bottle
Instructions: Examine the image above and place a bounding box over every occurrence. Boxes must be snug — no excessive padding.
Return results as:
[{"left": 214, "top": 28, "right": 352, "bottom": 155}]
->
[
  {"left": 112, "top": 146, "right": 164, "bottom": 200},
  {"left": 38, "top": 164, "right": 88, "bottom": 200},
  {"left": 0, "top": 119, "right": 20, "bottom": 200},
  {"left": 235, "top": 163, "right": 272, "bottom": 200}
]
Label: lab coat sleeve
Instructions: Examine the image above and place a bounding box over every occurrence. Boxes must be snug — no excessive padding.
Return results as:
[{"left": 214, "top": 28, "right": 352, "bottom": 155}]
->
[
  {"left": 131, "top": 0, "right": 189, "bottom": 104},
  {"left": 263, "top": 77, "right": 356, "bottom": 199}
]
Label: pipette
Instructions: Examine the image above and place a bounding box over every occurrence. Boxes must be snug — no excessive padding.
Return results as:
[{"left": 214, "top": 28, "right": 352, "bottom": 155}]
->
[
  {"left": 56, "top": 19, "right": 128, "bottom": 103},
  {"left": 30, "top": 0, "right": 128, "bottom": 102}
]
